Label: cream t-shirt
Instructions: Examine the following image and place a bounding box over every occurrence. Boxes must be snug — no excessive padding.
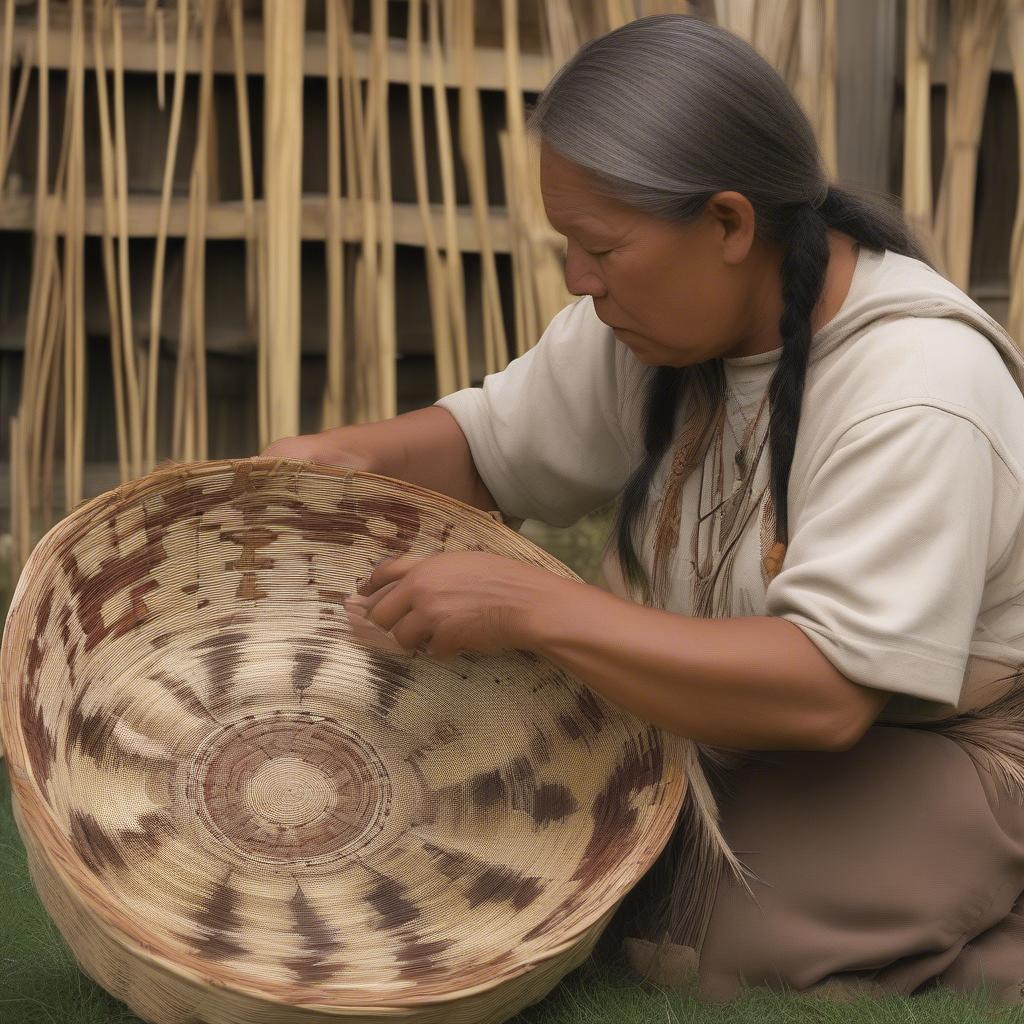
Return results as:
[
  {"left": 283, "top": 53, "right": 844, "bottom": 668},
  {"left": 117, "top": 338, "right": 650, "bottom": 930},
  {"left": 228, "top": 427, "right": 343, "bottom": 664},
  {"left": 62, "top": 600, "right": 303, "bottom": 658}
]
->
[{"left": 435, "top": 247, "right": 1024, "bottom": 725}]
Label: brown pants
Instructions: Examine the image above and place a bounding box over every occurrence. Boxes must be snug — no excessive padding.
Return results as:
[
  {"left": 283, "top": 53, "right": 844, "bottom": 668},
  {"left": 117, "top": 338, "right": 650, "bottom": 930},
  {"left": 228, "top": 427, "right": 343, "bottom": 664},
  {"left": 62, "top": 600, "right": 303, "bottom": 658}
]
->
[{"left": 626, "top": 725, "right": 1024, "bottom": 1004}]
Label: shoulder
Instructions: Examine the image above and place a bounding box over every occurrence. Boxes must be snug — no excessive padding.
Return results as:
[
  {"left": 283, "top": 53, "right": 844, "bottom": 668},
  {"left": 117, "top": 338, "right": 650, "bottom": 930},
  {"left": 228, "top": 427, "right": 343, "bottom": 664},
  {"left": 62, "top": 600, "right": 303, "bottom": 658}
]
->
[{"left": 805, "top": 315, "right": 1024, "bottom": 474}]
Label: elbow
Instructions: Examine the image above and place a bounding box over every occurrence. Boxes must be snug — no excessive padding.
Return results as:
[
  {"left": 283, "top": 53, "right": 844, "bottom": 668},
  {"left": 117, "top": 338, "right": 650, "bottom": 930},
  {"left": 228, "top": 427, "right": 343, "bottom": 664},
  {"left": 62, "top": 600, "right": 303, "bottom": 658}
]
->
[{"left": 814, "top": 706, "right": 871, "bottom": 753}]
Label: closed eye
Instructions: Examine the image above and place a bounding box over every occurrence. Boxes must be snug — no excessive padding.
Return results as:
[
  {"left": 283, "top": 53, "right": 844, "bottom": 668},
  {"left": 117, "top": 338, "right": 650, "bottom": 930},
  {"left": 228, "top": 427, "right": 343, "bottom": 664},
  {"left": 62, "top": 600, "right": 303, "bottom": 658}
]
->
[{"left": 584, "top": 248, "right": 611, "bottom": 257}]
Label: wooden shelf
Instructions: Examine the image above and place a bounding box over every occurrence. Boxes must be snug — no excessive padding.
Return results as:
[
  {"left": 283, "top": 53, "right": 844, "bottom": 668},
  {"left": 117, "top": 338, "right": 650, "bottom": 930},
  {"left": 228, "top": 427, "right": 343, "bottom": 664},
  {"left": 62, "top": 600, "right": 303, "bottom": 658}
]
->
[
  {"left": 9, "top": 6, "right": 554, "bottom": 92},
  {"left": 0, "top": 194, "right": 561, "bottom": 253}
]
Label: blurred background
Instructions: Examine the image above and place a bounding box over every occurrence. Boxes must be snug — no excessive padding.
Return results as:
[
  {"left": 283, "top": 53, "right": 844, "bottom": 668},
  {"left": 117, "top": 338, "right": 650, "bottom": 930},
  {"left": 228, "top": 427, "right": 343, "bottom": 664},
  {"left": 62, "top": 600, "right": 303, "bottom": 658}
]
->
[{"left": 0, "top": 0, "right": 1017, "bottom": 609}]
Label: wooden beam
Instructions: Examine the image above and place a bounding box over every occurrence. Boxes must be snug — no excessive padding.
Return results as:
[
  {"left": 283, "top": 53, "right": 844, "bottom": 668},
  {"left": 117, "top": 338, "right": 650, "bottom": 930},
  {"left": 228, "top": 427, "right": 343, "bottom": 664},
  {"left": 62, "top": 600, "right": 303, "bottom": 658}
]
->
[
  {"left": 8, "top": 5, "right": 553, "bottom": 92},
  {"left": 0, "top": 194, "right": 536, "bottom": 251}
]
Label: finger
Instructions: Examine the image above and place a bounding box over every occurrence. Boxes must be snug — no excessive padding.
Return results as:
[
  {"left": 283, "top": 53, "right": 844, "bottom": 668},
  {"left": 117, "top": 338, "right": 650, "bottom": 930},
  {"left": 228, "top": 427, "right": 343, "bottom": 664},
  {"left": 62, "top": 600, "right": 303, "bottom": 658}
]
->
[
  {"left": 389, "top": 609, "right": 434, "bottom": 655},
  {"left": 359, "top": 554, "right": 428, "bottom": 596},
  {"left": 344, "top": 601, "right": 419, "bottom": 658},
  {"left": 347, "top": 578, "right": 401, "bottom": 616},
  {"left": 357, "top": 580, "right": 417, "bottom": 634}
]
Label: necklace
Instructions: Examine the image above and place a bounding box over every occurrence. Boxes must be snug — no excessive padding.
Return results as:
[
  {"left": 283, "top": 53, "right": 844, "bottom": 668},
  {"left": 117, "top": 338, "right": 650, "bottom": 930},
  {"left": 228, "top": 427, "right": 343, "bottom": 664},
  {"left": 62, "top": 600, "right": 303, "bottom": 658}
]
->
[{"left": 724, "top": 383, "right": 770, "bottom": 483}]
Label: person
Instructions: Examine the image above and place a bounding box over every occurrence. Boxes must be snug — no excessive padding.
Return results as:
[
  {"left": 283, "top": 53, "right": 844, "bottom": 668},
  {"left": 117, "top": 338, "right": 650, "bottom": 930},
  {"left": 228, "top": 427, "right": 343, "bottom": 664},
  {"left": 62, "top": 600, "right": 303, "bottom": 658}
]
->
[{"left": 263, "top": 13, "right": 1024, "bottom": 1006}]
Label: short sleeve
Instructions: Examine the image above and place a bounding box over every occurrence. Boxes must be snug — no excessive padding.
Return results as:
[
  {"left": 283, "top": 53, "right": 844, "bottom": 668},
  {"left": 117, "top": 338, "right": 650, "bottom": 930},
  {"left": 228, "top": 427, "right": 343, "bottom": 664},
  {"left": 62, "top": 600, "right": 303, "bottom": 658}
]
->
[
  {"left": 433, "top": 297, "right": 633, "bottom": 527},
  {"left": 765, "top": 405, "right": 1005, "bottom": 708}
]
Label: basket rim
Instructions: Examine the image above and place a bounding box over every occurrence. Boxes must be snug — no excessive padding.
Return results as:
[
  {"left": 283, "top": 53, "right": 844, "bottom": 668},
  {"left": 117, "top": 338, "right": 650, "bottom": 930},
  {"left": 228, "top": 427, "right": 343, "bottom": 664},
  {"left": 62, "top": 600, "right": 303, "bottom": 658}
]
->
[{"left": 1, "top": 457, "right": 689, "bottom": 1010}]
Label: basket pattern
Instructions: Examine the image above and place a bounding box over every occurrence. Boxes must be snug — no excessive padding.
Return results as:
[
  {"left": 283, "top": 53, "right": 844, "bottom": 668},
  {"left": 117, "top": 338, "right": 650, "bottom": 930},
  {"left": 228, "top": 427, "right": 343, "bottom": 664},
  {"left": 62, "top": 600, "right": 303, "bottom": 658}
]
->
[{"left": 1, "top": 459, "right": 688, "bottom": 1024}]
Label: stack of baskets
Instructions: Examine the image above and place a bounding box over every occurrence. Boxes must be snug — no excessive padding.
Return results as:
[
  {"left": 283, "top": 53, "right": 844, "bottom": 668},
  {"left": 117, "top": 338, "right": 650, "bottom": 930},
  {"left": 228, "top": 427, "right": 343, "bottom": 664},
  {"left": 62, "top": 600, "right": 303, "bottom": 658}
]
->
[{"left": 0, "top": 459, "right": 687, "bottom": 1024}]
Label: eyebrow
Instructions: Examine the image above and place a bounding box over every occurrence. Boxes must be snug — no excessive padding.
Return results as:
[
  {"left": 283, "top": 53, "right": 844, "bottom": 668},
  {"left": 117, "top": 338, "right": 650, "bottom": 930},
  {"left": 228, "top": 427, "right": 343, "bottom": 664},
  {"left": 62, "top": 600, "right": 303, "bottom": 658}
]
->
[{"left": 546, "top": 212, "right": 616, "bottom": 241}]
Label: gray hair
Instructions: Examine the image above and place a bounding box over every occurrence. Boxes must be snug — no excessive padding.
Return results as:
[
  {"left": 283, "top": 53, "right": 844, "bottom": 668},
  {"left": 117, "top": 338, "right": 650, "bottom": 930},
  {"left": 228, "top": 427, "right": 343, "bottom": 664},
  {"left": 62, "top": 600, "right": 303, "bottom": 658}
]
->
[{"left": 526, "top": 14, "right": 830, "bottom": 238}]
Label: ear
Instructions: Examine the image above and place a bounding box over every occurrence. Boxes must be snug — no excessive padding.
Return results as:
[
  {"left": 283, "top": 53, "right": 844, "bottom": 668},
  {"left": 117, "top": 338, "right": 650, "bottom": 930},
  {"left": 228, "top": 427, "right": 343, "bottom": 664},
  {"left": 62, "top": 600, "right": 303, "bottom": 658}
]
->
[{"left": 705, "top": 190, "right": 756, "bottom": 265}]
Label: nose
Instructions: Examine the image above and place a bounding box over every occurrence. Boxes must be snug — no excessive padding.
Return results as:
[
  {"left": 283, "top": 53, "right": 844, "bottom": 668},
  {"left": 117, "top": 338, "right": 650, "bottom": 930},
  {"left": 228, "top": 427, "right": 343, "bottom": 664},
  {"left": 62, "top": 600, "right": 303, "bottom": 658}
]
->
[{"left": 562, "top": 240, "right": 608, "bottom": 299}]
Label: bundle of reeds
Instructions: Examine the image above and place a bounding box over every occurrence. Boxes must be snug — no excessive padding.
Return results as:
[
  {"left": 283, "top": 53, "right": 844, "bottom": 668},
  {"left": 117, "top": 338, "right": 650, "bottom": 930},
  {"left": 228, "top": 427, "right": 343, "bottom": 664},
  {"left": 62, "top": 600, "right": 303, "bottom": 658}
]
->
[
  {"left": 903, "top": 0, "right": 936, "bottom": 261},
  {"left": 933, "top": 0, "right": 1004, "bottom": 291},
  {"left": 714, "top": 0, "right": 840, "bottom": 168},
  {"left": 15, "top": 1, "right": 1011, "bottom": 595}
]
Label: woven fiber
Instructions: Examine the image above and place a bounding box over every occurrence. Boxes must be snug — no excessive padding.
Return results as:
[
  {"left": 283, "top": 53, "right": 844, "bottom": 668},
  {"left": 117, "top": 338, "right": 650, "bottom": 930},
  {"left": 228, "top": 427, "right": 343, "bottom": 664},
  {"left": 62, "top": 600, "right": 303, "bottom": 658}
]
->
[{"left": 0, "top": 458, "right": 688, "bottom": 1024}]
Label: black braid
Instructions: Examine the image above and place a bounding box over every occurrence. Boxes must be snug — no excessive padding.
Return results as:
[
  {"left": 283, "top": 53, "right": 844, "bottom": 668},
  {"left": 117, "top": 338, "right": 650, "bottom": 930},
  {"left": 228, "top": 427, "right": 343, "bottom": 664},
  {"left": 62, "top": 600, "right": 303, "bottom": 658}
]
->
[
  {"left": 612, "top": 365, "right": 685, "bottom": 594},
  {"left": 767, "top": 202, "right": 829, "bottom": 545}
]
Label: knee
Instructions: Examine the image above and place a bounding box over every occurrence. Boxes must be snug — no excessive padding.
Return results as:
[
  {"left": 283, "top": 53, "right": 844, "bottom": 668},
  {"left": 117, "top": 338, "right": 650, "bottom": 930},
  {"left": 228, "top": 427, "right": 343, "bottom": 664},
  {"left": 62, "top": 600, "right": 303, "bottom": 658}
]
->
[{"left": 696, "top": 900, "right": 818, "bottom": 1002}]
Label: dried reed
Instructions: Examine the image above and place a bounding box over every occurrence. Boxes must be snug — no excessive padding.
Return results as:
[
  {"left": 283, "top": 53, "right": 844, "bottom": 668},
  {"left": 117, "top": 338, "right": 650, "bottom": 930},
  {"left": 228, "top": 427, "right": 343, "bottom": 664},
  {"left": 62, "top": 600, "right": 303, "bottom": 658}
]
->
[{"left": 933, "top": 0, "right": 1003, "bottom": 290}]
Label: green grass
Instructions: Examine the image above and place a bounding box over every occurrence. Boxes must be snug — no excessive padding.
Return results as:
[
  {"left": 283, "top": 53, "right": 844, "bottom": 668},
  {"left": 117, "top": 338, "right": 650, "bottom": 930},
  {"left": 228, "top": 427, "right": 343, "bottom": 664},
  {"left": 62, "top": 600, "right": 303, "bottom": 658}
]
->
[
  {"left": 1, "top": 757, "right": 1021, "bottom": 1024},
  {"left": 3, "top": 513, "right": 1024, "bottom": 1022},
  {"left": 519, "top": 501, "right": 620, "bottom": 587}
]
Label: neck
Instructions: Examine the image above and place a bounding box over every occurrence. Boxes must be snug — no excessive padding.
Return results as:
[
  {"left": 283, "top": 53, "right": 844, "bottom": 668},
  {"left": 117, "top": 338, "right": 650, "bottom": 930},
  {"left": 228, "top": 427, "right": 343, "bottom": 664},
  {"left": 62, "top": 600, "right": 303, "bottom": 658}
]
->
[{"left": 726, "top": 230, "right": 859, "bottom": 359}]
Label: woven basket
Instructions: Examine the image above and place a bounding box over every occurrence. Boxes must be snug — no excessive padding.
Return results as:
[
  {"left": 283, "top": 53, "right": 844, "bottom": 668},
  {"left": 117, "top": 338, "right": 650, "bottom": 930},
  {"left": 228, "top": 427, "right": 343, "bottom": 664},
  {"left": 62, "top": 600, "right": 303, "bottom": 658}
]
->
[{"left": 1, "top": 458, "right": 688, "bottom": 1024}]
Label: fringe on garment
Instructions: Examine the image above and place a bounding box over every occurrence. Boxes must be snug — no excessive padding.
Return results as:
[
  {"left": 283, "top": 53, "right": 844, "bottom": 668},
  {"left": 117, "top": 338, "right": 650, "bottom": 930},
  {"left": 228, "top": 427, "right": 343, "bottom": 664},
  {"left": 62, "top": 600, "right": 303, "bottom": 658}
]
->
[
  {"left": 902, "top": 673, "right": 1024, "bottom": 803},
  {"left": 621, "top": 674, "right": 1024, "bottom": 969}
]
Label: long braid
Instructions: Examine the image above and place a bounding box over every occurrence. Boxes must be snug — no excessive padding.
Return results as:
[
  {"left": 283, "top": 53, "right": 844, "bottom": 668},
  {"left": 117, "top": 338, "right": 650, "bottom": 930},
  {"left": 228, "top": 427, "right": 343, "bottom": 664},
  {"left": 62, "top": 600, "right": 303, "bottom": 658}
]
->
[
  {"left": 612, "top": 365, "right": 686, "bottom": 598},
  {"left": 764, "top": 202, "right": 830, "bottom": 574}
]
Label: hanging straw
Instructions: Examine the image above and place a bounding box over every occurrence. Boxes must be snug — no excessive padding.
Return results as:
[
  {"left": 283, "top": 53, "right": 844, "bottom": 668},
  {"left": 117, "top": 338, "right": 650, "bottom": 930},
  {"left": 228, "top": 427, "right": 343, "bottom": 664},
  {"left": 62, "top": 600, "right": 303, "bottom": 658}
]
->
[
  {"left": 713, "top": 0, "right": 756, "bottom": 43},
  {"left": 113, "top": 3, "right": 144, "bottom": 478},
  {"left": 408, "top": 0, "right": 456, "bottom": 398},
  {"left": 1008, "top": 0, "right": 1024, "bottom": 349},
  {"left": 0, "top": 24, "right": 33, "bottom": 192},
  {"left": 322, "top": 0, "right": 346, "bottom": 428},
  {"left": 349, "top": 0, "right": 379, "bottom": 422},
  {"left": 427, "top": 0, "right": 469, "bottom": 392},
  {"left": 0, "top": 0, "right": 13, "bottom": 193},
  {"left": 262, "top": 0, "right": 305, "bottom": 440},
  {"left": 229, "top": 0, "right": 257, "bottom": 337},
  {"left": 455, "top": 1, "right": 508, "bottom": 377},
  {"left": 795, "top": 0, "right": 837, "bottom": 177},
  {"left": 501, "top": 0, "right": 571, "bottom": 353},
  {"left": 20, "top": 0, "right": 51, "bottom": 514},
  {"left": 63, "top": 0, "right": 87, "bottom": 511},
  {"left": 933, "top": 0, "right": 1003, "bottom": 291},
  {"left": 173, "top": 0, "right": 216, "bottom": 461},
  {"left": 372, "top": 0, "right": 396, "bottom": 421},
  {"left": 147, "top": 0, "right": 188, "bottom": 471},
  {"left": 754, "top": 0, "right": 800, "bottom": 86},
  {"left": 903, "top": 0, "right": 936, "bottom": 259},
  {"left": 92, "top": 0, "right": 130, "bottom": 485},
  {"left": 498, "top": 129, "right": 528, "bottom": 361},
  {"left": 501, "top": 0, "right": 536, "bottom": 359},
  {"left": 337, "top": 0, "right": 365, "bottom": 424}
]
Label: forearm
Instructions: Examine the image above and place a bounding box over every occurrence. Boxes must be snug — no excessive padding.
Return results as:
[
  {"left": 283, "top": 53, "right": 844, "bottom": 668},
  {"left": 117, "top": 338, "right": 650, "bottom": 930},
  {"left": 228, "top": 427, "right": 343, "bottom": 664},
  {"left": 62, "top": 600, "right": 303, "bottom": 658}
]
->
[
  {"left": 295, "top": 407, "right": 499, "bottom": 513},
  {"left": 525, "top": 580, "right": 861, "bottom": 751}
]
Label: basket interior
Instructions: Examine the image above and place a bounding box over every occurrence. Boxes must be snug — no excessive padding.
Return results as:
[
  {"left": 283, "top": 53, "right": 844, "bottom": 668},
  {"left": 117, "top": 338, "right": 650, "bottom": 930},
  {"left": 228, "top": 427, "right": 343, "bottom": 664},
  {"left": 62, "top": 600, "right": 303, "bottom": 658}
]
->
[{"left": 5, "top": 462, "right": 685, "bottom": 1003}]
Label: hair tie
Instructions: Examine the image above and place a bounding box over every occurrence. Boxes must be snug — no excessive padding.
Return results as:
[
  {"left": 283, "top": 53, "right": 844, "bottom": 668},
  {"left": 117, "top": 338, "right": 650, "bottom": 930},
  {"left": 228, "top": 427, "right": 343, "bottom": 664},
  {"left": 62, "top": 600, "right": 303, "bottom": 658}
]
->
[{"left": 810, "top": 184, "right": 829, "bottom": 211}]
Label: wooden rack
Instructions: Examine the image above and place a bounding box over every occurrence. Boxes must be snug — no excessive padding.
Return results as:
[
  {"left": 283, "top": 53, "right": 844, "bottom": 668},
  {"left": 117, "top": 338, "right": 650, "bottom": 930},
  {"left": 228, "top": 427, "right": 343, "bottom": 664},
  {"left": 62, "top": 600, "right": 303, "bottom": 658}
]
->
[{"left": 1, "top": 0, "right": 1021, "bottom": 580}]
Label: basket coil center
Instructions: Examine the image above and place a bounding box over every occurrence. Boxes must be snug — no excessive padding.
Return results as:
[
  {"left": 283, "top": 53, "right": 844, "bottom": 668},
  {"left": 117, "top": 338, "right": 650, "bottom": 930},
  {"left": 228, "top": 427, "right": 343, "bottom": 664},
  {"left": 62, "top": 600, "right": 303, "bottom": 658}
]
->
[
  {"left": 192, "top": 714, "right": 391, "bottom": 864},
  {"left": 246, "top": 758, "right": 333, "bottom": 825}
]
